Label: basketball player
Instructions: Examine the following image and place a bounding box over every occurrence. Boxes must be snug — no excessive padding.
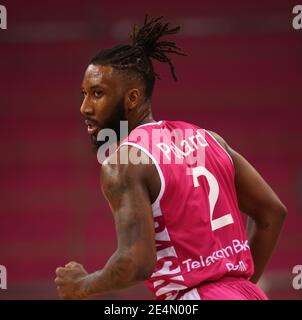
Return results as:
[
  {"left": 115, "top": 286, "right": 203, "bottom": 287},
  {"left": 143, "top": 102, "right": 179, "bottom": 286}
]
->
[{"left": 55, "top": 16, "right": 287, "bottom": 300}]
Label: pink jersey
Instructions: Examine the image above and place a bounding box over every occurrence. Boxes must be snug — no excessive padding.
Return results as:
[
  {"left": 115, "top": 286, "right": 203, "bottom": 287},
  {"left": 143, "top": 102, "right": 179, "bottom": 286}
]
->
[{"left": 119, "top": 120, "right": 254, "bottom": 300}]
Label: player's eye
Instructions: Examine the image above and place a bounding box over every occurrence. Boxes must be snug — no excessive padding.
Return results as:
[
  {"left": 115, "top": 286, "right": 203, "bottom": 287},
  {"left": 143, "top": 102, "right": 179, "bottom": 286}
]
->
[
  {"left": 94, "top": 91, "right": 103, "bottom": 98},
  {"left": 81, "top": 90, "right": 87, "bottom": 96}
]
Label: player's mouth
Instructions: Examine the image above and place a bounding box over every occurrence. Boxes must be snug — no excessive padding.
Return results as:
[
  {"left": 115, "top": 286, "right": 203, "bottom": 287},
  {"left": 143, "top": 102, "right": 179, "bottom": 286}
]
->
[{"left": 85, "top": 119, "right": 99, "bottom": 135}]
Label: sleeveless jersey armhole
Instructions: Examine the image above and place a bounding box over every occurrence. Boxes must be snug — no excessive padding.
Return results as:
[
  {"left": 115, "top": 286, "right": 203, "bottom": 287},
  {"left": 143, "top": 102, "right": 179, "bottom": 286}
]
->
[{"left": 119, "top": 142, "right": 166, "bottom": 212}]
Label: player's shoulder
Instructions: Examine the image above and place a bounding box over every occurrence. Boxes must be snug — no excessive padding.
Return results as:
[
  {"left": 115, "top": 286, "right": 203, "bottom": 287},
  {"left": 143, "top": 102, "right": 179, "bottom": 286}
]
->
[
  {"left": 100, "top": 144, "right": 154, "bottom": 187},
  {"left": 206, "top": 130, "right": 228, "bottom": 149},
  {"left": 205, "top": 130, "right": 236, "bottom": 165},
  {"left": 164, "top": 120, "right": 228, "bottom": 148},
  {"left": 168, "top": 120, "right": 228, "bottom": 147}
]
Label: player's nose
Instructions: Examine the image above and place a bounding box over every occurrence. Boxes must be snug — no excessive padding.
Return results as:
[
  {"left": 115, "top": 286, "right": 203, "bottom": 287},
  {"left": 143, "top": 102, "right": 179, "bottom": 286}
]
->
[{"left": 80, "top": 100, "right": 94, "bottom": 116}]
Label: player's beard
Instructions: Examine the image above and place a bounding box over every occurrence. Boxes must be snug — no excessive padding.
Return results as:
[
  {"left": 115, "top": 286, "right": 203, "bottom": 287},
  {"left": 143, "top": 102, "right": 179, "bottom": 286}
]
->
[{"left": 90, "top": 97, "right": 127, "bottom": 153}]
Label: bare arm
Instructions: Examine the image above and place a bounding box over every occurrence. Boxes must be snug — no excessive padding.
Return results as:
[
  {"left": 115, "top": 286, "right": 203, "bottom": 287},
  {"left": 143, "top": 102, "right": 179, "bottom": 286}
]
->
[
  {"left": 210, "top": 131, "right": 287, "bottom": 283},
  {"left": 83, "top": 146, "right": 157, "bottom": 296},
  {"left": 55, "top": 146, "right": 157, "bottom": 299}
]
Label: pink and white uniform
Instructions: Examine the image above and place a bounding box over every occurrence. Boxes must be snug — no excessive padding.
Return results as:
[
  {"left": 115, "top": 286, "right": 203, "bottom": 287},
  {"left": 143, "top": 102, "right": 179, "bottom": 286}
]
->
[{"left": 119, "top": 120, "right": 267, "bottom": 300}]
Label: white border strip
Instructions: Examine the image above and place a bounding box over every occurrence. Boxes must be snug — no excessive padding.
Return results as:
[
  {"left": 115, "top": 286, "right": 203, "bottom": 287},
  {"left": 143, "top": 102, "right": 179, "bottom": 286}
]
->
[{"left": 135, "top": 120, "right": 163, "bottom": 130}]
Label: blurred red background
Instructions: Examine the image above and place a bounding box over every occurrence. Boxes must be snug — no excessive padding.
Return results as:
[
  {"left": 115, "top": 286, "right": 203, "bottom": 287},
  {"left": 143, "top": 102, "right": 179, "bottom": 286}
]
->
[{"left": 0, "top": 0, "right": 301, "bottom": 299}]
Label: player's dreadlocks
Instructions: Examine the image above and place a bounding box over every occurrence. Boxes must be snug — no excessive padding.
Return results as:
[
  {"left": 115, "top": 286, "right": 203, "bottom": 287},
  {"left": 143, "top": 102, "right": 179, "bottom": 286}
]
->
[{"left": 90, "top": 16, "right": 187, "bottom": 99}]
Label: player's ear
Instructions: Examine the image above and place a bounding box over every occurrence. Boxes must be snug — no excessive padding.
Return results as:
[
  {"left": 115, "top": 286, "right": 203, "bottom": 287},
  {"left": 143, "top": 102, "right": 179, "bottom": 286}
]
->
[{"left": 125, "top": 88, "right": 140, "bottom": 112}]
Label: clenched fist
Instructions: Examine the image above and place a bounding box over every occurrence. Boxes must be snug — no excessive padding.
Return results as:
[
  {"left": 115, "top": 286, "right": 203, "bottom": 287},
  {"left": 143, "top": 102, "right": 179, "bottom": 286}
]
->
[{"left": 55, "top": 261, "right": 89, "bottom": 299}]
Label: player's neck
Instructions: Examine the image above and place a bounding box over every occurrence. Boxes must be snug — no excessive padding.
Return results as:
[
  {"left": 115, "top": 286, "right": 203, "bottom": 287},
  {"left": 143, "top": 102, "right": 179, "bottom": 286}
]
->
[
  {"left": 115, "top": 113, "right": 156, "bottom": 150},
  {"left": 128, "top": 106, "right": 156, "bottom": 132},
  {"left": 135, "top": 114, "right": 156, "bottom": 128}
]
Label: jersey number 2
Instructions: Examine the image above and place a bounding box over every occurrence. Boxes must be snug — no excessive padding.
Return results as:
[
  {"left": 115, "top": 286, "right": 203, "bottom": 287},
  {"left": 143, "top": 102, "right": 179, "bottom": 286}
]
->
[{"left": 192, "top": 166, "right": 234, "bottom": 231}]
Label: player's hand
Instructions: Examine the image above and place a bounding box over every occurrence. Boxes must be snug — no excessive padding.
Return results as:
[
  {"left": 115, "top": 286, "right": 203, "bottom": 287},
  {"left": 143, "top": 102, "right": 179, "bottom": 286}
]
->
[{"left": 55, "top": 261, "right": 89, "bottom": 300}]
